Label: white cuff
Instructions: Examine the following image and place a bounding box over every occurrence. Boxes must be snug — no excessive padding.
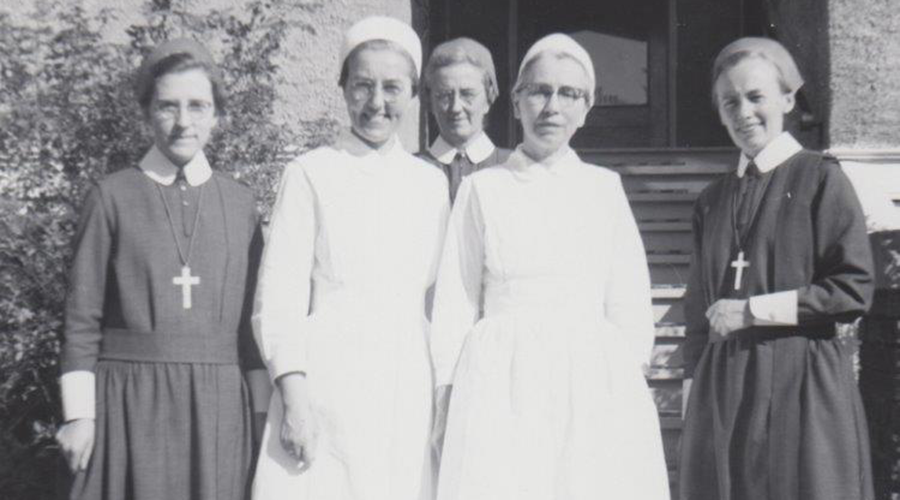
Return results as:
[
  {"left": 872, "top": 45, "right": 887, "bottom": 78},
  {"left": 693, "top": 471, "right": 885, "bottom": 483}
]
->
[
  {"left": 749, "top": 290, "right": 798, "bottom": 325},
  {"left": 268, "top": 346, "right": 307, "bottom": 382},
  {"left": 246, "top": 369, "right": 273, "bottom": 413},
  {"left": 60, "top": 371, "right": 95, "bottom": 421}
]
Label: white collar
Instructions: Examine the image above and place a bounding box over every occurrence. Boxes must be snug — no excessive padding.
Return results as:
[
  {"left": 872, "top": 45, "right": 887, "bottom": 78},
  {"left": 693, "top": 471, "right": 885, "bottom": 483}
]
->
[
  {"left": 139, "top": 146, "right": 212, "bottom": 186},
  {"left": 337, "top": 129, "right": 406, "bottom": 159},
  {"left": 429, "top": 132, "right": 496, "bottom": 165},
  {"left": 737, "top": 132, "right": 803, "bottom": 177},
  {"left": 507, "top": 144, "right": 581, "bottom": 178}
]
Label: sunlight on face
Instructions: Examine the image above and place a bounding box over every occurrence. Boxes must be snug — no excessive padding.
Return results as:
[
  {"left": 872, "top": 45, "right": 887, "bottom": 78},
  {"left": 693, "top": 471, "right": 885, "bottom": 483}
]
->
[
  {"left": 514, "top": 54, "right": 591, "bottom": 161},
  {"left": 343, "top": 48, "right": 415, "bottom": 147},
  {"left": 714, "top": 56, "right": 796, "bottom": 158}
]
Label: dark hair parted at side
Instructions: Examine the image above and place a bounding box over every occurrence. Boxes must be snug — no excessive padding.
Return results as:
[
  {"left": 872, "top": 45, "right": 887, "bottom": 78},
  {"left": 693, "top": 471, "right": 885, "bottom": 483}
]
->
[
  {"left": 135, "top": 39, "right": 226, "bottom": 116},
  {"left": 338, "top": 39, "right": 419, "bottom": 97},
  {"left": 136, "top": 52, "right": 227, "bottom": 115}
]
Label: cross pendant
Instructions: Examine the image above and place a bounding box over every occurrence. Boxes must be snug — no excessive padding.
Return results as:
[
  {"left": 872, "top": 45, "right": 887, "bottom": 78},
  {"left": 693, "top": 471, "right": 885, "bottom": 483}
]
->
[
  {"left": 172, "top": 265, "right": 200, "bottom": 309},
  {"left": 731, "top": 250, "right": 750, "bottom": 291}
]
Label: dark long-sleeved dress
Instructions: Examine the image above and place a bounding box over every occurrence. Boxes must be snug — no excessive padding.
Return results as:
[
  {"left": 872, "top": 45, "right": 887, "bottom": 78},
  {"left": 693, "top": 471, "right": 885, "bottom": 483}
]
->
[
  {"left": 61, "top": 165, "right": 263, "bottom": 500},
  {"left": 417, "top": 146, "right": 511, "bottom": 202},
  {"left": 679, "top": 149, "right": 875, "bottom": 500}
]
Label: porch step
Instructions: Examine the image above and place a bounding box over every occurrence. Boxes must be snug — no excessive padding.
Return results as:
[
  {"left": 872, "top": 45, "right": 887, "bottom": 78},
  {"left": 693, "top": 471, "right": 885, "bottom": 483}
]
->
[
  {"left": 628, "top": 191, "right": 698, "bottom": 203},
  {"left": 653, "top": 300, "right": 684, "bottom": 324},
  {"left": 655, "top": 323, "right": 686, "bottom": 338},
  {"left": 580, "top": 147, "right": 732, "bottom": 486},
  {"left": 610, "top": 164, "right": 731, "bottom": 176},
  {"left": 652, "top": 286, "right": 686, "bottom": 299},
  {"left": 647, "top": 253, "right": 691, "bottom": 265},
  {"left": 639, "top": 220, "right": 692, "bottom": 232}
]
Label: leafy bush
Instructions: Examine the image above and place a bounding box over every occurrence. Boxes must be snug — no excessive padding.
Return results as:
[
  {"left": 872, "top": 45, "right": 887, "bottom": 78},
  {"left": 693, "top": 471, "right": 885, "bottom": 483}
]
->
[{"left": 0, "top": 1, "right": 337, "bottom": 498}]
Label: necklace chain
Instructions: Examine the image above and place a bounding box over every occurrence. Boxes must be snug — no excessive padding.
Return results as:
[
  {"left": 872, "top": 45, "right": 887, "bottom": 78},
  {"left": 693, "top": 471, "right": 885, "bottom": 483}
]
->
[
  {"left": 730, "top": 165, "right": 770, "bottom": 253},
  {"left": 157, "top": 181, "right": 204, "bottom": 267}
]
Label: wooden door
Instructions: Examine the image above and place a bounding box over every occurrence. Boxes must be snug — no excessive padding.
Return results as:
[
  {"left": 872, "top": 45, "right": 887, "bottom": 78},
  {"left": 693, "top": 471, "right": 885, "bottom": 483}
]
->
[{"left": 516, "top": 0, "right": 673, "bottom": 148}]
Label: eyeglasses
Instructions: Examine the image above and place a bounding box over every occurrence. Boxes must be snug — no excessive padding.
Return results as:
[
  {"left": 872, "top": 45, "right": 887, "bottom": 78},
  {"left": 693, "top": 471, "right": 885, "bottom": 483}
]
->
[
  {"left": 152, "top": 100, "right": 215, "bottom": 121},
  {"left": 347, "top": 79, "right": 409, "bottom": 103},
  {"left": 431, "top": 88, "right": 483, "bottom": 107},
  {"left": 517, "top": 84, "right": 590, "bottom": 108}
]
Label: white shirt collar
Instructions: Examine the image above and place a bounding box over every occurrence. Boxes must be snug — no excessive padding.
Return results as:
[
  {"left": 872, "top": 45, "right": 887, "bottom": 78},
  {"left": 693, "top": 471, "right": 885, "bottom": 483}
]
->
[
  {"left": 338, "top": 129, "right": 406, "bottom": 159},
  {"left": 737, "top": 132, "right": 803, "bottom": 177},
  {"left": 428, "top": 132, "right": 496, "bottom": 165},
  {"left": 139, "top": 146, "right": 212, "bottom": 186},
  {"left": 507, "top": 144, "right": 581, "bottom": 179}
]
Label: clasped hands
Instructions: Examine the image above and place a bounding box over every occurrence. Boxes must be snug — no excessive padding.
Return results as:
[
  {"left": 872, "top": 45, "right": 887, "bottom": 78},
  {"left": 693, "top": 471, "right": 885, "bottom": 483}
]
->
[{"left": 705, "top": 298, "right": 753, "bottom": 342}]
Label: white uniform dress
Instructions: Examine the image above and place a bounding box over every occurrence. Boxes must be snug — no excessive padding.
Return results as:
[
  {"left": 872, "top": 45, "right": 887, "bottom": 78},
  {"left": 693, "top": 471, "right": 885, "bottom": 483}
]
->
[
  {"left": 252, "top": 132, "right": 449, "bottom": 500},
  {"left": 431, "top": 147, "right": 670, "bottom": 500}
]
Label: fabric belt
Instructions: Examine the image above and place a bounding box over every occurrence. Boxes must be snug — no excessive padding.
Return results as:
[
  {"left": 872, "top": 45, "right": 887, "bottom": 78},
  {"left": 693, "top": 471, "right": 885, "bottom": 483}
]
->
[
  {"left": 99, "top": 328, "right": 239, "bottom": 364},
  {"left": 742, "top": 324, "right": 837, "bottom": 342}
]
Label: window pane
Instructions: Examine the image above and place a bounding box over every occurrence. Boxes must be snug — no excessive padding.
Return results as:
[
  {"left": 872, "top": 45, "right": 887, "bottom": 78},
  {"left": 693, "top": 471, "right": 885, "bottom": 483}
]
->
[{"left": 570, "top": 30, "right": 648, "bottom": 107}]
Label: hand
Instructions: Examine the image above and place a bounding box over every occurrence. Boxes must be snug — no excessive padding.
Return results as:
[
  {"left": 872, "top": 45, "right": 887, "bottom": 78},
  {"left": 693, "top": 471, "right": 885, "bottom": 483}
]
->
[
  {"left": 705, "top": 299, "right": 752, "bottom": 341},
  {"left": 280, "top": 401, "right": 317, "bottom": 472},
  {"left": 277, "top": 373, "right": 317, "bottom": 472},
  {"left": 431, "top": 385, "right": 452, "bottom": 460},
  {"left": 56, "top": 418, "right": 95, "bottom": 472}
]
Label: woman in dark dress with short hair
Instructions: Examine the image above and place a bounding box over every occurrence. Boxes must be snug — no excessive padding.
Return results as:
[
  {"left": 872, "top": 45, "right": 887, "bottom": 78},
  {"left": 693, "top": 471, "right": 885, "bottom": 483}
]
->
[
  {"left": 55, "top": 38, "right": 268, "bottom": 500},
  {"left": 419, "top": 37, "right": 511, "bottom": 203},
  {"left": 679, "top": 37, "right": 875, "bottom": 500}
]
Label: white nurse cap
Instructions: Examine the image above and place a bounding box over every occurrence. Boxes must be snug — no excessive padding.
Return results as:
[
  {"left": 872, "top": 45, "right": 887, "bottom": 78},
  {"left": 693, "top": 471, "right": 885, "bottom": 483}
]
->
[
  {"left": 339, "top": 16, "right": 423, "bottom": 76},
  {"left": 516, "top": 33, "right": 596, "bottom": 106}
]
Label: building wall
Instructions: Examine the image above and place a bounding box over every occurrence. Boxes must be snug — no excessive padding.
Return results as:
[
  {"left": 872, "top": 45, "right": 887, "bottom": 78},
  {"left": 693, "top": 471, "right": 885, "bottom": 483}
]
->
[
  {"left": 2, "top": 0, "right": 420, "bottom": 151},
  {"left": 6, "top": 0, "right": 899, "bottom": 152},
  {"left": 828, "top": 0, "right": 900, "bottom": 150}
]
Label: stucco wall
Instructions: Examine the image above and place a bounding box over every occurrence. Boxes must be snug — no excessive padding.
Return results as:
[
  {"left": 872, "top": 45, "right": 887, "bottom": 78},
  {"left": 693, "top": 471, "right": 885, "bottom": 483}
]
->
[
  {"left": 2, "top": 0, "right": 420, "bottom": 151},
  {"left": 829, "top": 0, "right": 900, "bottom": 149}
]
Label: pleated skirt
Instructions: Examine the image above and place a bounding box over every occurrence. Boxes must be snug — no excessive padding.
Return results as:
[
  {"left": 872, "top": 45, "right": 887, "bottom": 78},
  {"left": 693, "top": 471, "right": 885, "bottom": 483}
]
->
[
  {"left": 680, "top": 333, "right": 874, "bottom": 500},
  {"left": 63, "top": 360, "right": 253, "bottom": 500}
]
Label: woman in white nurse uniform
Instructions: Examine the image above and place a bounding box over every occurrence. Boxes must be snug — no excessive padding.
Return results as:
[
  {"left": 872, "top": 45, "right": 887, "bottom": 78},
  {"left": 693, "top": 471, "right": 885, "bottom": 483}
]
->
[
  {"left": 251, "top": 16, "right": 449, "bottom": 500},
  {"left": 431, "top": 34, "right": 670, "bottom": 500}
]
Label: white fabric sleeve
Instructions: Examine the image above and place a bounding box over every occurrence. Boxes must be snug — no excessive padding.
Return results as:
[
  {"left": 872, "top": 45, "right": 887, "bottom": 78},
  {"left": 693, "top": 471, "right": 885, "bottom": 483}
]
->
[
  {"left": 425, "top": 187, "right": 452, "bottom": 321},
  {"left": 60, "top": 370, "right": 95, "bottom": 421},
  {"left": 245, "top": 369, "right": 273, "bottom": 413},
  {"left": 605, "top": 177, "right": 657, "bottom": 366},
  {"left": 252, "top": 159, "right": 317, "bottom": 381},
  {"left": 430, "top": 178, "right": 485, "bottom": 387},
  {"left": 749, "top": 290, "right": 798, "bottom": 325}
]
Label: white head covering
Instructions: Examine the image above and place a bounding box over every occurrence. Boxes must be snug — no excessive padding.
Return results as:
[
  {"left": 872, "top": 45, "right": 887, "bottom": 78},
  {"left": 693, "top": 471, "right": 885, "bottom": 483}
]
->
[
  {"left": 339, "top": 16, "right": 422, "bottom": 76},
  {"left": 516, "top": 33, "right": 596, "bottom": 106}
]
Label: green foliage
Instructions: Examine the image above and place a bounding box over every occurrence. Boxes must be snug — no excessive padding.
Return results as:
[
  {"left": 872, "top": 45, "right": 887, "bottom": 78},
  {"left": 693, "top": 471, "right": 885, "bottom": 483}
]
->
[{"left": 0, "top": 1, "right": 336, "bottom": 498}]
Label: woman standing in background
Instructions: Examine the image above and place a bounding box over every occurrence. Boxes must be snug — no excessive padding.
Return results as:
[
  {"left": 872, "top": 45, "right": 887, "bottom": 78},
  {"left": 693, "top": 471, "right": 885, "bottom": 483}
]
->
[{"left": 419, "top": 37, "right": 511, "bottom": 203}]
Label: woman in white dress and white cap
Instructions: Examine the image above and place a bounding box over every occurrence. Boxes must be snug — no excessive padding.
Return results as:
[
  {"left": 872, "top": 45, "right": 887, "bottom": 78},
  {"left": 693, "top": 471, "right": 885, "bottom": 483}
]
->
[
  {"left": 430, "top": 34, "right": 670, "bottom": 500},
  {"left": 251, "top": 16, "right": 449, "bottom": 500}
]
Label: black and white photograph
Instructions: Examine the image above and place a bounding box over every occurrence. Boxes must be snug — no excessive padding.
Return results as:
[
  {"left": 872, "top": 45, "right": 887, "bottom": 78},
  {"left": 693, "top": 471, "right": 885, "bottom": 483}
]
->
[{"left": 1, "top": 1, "right": 899, "bottom": 499}]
